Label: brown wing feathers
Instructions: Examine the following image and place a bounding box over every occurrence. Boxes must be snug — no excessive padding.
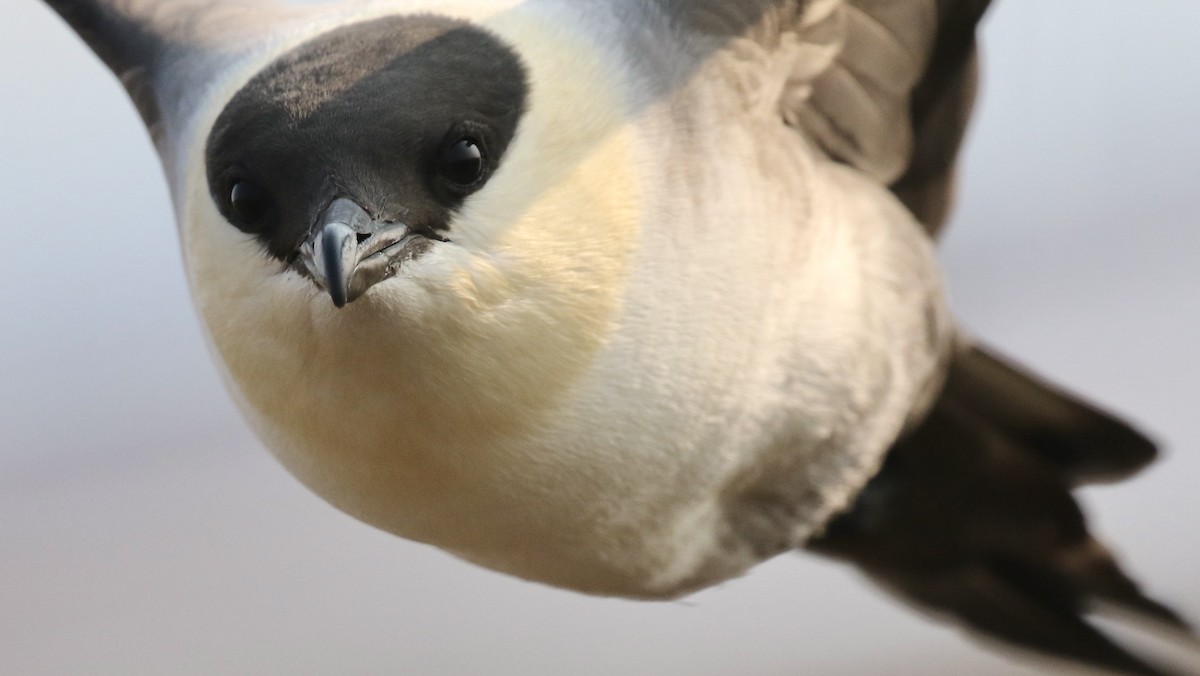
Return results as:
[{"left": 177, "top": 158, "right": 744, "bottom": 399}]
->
[
  {"left": 809, "top": 345, "right": 1190, "bottom": 674},
  {"left": 889, "top": 0, "right": 991, "bottom": 235}
]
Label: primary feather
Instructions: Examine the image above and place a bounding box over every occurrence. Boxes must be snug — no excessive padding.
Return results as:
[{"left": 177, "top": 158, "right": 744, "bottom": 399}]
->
[{"left": 810, "top": 344, "right": 1188, "bottom": 675}]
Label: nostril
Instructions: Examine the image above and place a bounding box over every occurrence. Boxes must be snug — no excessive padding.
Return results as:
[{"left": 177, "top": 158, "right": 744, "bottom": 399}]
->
[{"left": 356, "top": 232, "right": 371, "bottom": 244}]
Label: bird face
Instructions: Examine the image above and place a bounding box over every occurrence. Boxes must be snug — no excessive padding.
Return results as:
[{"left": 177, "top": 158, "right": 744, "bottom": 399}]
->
[
  {"left": 191, "top": 9, "right": 641, "bottom": 321},
  {"left": 204, "top": 15, "right": 528, "bottom": 308},
  {"left": 178, "top": 8, "right": 647, "bottom": 548}
]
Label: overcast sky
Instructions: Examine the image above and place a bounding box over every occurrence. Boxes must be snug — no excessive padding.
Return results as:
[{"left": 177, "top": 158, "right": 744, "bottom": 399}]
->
[{"left": 2, "top": 2, "right": 1198, "bottom": 674}]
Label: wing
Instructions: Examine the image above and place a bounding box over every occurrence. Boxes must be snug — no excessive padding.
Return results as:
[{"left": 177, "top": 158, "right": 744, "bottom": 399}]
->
[
  {"left": 40, "top": 0, "right": 304, "bottom": 146},
  {"left": 40, "top": 0, "right": 332, "bottom": 202},
  {"left": 809, "top": 344, "right": 1193, "bottom": 675},
  {"left": 657, "top": 0, "right": 992, "bottom": 236}
]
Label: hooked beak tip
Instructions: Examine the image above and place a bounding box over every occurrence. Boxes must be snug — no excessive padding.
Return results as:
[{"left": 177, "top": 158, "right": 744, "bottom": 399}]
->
[
  {"left": 299, "top": 197, "right": 428, "bottom": 308},
  {"left": 317, "top": 221, "right": 358, "bottom": 309}
]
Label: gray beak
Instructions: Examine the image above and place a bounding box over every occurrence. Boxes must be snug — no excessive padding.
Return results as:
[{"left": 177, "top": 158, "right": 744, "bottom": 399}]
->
[{"left": 299, "top": 198, "right": 420, "bottom": 308}]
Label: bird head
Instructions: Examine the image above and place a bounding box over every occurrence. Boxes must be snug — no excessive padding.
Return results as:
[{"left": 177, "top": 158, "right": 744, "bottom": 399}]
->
[
  {"left": 179, "top": 7, "right": 644, "bottom": 438},
  {"left": 205, "top": 14, "right": 531, "bottom": 309},
  {"left": 192, "top": 7, "right": 640, "bottom": 313},
  {"left": 47, "top": 1, "right": 647, "bottom": 527}
]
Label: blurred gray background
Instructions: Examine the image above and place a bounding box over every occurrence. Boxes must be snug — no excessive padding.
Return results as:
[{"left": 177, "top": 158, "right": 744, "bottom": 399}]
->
[{"left": 2, "top": 1, "right": 1197, "bottom": 674}]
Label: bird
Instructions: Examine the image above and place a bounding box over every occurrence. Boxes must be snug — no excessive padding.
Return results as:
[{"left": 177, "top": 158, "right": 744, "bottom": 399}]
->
[{"left": 38, "top": 0, "right": 1194, "bottom": 673}]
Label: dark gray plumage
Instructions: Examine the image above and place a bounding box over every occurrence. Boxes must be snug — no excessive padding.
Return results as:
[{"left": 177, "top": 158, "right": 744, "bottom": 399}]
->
[{"left": 206, "top": 16, "right": 528, "bottom": 260}]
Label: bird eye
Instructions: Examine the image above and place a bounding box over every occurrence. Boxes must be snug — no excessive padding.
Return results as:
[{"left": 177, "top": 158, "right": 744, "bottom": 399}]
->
[
  {"left": 437, "top": 138, "right": 486, "bottom": 186},
  {"left": 229, "top": 180, "right": 273, "bottom": 226}
]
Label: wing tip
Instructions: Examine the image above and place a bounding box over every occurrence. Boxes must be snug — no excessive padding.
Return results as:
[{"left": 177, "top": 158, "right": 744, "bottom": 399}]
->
[{"left": 949, "top": 344, "right": 1161, "bottom": 485}]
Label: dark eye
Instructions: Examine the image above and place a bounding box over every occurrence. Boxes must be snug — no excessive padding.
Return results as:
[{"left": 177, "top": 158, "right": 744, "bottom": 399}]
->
[
  {"left": 229, "top": 180, "right": 273, "bottom": 226},
  {"left": 437, "top": 138, "right": 485, "bottom": 186}
]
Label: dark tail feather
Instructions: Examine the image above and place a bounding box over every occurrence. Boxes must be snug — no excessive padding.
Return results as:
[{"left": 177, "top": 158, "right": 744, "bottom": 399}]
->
[
  {"left": 943, "top": 344, "right": 1158, "bottom": 485},
  {"left": 808, "top": 344, "right": 1190, "bottom": 675}
]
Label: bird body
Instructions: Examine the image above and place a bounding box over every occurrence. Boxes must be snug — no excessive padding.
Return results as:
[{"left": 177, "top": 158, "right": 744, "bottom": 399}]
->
[
  {"left": 180, "top": 0, "right": 950, "bottom": 597},
  {"left": 39, "top": 0, "right": 1193, "bottom": 671}
]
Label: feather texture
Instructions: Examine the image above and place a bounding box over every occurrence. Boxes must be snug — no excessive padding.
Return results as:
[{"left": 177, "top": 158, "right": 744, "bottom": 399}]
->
[
  {"left": 658, "top": 0, "right": 991, "bottom": 234},
  {"left": 809, "top": 344, "right": 1189, "bottom": 674}
]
